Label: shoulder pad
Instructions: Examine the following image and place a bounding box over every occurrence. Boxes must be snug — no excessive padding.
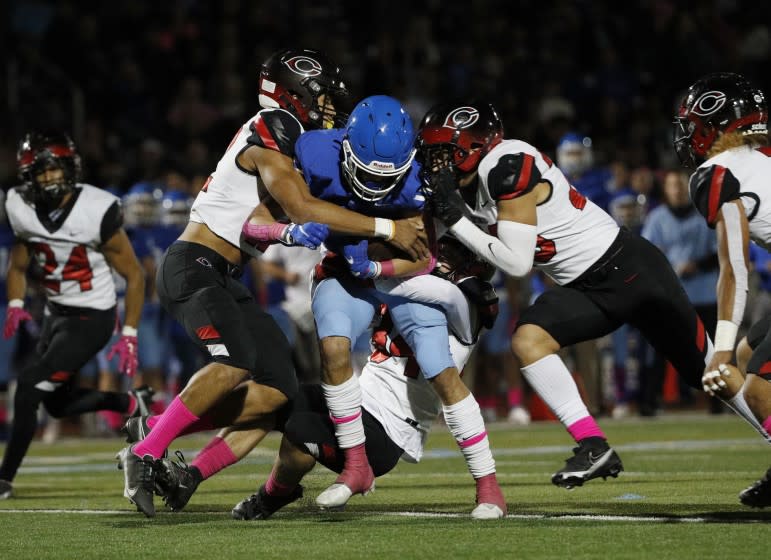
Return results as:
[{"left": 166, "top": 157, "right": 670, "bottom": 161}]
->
[
  {"left": 246, "top": 109, "right": 304, "bottom": 157},
  {"left": 486, "top": 153, "right": 543, "bottom": 201},
  {"left": 690, "top": 164, "right": 741, "bottom": 227}
]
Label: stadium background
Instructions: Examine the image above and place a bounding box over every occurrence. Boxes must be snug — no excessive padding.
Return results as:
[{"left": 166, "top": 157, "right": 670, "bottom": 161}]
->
[{"left": 3, "top": 1, "right": 770, "bottom": 190}]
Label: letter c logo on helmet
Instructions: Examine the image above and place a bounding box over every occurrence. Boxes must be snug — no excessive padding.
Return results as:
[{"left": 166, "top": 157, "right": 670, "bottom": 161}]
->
[
  {"left": 691, "top": 91, "right": 727, "bottom": 117},
  {"left": 283, "top": 56, "right": 323, "bottom": 77},
  {"left": 443, "top": 107, "right": 480, "bottom": 130}
]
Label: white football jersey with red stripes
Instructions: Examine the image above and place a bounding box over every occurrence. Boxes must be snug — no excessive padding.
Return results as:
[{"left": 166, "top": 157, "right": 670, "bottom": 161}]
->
[
  {"left": 360, "top": 333, "right": 474, "bottom": 463},
  {"left": 190, "top": 108, "right": 305, "bottom": 258},
  {"left": 473, "top": 139, "right": 619, "bottom": 285},
  {"left": 697, "top": 146, "right": 771, "bottom": 250},
  {"left": 6, "top": 184, "right": 118, "bottom": 310}
]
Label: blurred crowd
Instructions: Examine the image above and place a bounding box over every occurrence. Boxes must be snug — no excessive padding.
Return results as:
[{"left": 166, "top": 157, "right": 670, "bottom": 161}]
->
[{"left": 1, "top": 0, "right": 771, "bottom": 437}]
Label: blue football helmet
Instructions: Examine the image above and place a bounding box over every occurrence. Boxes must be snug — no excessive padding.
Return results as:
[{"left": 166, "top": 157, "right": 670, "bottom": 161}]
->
[
  {"left": 160, "top": 189, "right": 193, "bottom": 227},
  {"left": 556, "top": 132, "right": 593, "bottom": 178},
  {"left": 123, "top": 181, "right": 163, "bottom": 227},
  {"left": 341, "top": 95, "right": 416, "bottom": 202}
]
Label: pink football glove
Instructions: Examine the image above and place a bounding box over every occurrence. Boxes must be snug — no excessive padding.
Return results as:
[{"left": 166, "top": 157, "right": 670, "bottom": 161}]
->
[
  {"left": 3, "top": 305, "right": 32, "bottom": 340},
  {"left": 107, "top": 333, "right": 139, "bottom": 377}
]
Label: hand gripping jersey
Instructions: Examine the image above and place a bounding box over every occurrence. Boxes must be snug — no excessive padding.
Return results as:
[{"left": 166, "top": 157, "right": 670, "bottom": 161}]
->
[
  {"left": 471, "top": 139, "right": 620, "bottom": 285},
  {"left": 689, "top": 145, "right": 771, "bottom": 250},
  {"left": 6, "top": 184, "right": 121, "bottom": 310},
  {"left": 360, "top": 317, "right": 475, "bottom": 463},
  {"left": 190, "top": 108, "right": 305, "bottom": 258},
  {"left": 295, "top": 129, "right": 425, "bottom": 218}
]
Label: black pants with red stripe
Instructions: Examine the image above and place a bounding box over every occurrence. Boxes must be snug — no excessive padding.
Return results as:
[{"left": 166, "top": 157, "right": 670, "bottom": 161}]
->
[
  {"left": 0, "top": 304, "right": 131, "bottom": 483},
  {"left": 746, "top": 315, "right": 771, "bottom": 380},
  {"left": 517, "top": 228, "right": 710, "bottom": 389},
  {"left": 156, "top": 241, "right": 297, "bottom": 400}
]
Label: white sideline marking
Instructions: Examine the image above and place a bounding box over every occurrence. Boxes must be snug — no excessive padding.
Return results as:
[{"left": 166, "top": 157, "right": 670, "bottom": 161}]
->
[{"left": 0, "top": 509, "right": 765, "bottom": 523}]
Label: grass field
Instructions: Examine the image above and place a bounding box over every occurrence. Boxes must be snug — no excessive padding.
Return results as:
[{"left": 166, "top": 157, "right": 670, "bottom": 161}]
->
[{"left": 1, "top": 412, "right": 770, "bottom": 559}]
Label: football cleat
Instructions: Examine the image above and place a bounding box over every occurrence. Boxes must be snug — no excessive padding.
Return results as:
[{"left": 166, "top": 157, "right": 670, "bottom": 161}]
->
[
  {"left": 316, "top": 445, "right": 375, "bottom": 509},
  {"left": 116, "top": 444, "right": 157, "bottom": 517},
  {"left": 0, "top": 479, "right": 12, "bottom": 500},
  {"left": 128, "top": 385, "right": 155, "bottom": 418},
  {"left": 232, "top": 484, "right": 304, "bottom": 520},
  {"left": 471, "top": 473, "right": 507, "bottom": 520},
  {"left": 739, "top": 467, "right": 771, "bottom": 508},
  {"left": 121, "top": 415, "right": 152, "bottom": 444},
  {"left": 154, "top": 451, "right": 201, "bottom": 511},
  {"left": 551, "top": 436, "right": 624, "bottom": 489}
]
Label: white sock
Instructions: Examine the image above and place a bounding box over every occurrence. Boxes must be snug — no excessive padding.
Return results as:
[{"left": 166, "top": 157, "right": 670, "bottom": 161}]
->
[
  {"left": 443, "top": 393, "right": 496, "bottom": 479},
  {"left": 724, "top": 387, "right": 771, "bottom": 444},
  {"left": 323, "top": 376, "right": 366, "bottom": 449},
  {"left": 521, "top": 354, "right": 591, "bottom": 427}
]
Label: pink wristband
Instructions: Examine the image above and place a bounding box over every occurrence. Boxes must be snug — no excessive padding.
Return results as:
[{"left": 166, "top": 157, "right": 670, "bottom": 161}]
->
[
  {"left": 379, "top": 260, "right": 396, "bottom": 277},
  {"left": 242, "top": 221, "right": 287, "bottom": 243},
  {"left": 413, "top": 253, "right": 437, "bottom": 276}
]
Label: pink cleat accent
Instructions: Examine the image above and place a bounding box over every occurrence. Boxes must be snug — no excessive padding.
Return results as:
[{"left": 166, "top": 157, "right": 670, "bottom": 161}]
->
[
  {"left": 472, "top": 473, "right": 507, "bottom": 519},
  {"left": 316, "top": 444, "right": 375, "bottom": 509}
]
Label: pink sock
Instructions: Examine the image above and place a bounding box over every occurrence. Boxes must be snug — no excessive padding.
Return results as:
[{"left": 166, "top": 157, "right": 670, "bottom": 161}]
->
[
  {"left": 507, "top": 388, "right": 523, "bottom": 408},
  {"left": 567, "top": 416, "right": 606, "bottom": 442},
  {"left": 146, "top": 412, "right": 215, "bottom": 436},
  {"left": 133, "top": 396, "right": 199, "bottom": 459},
  {"left": 191, "top": 436, "right": 238, "bottom": 480},
  {"left": 763, "top": 416, "right": 771, "bottom": 434},
  {"left": 476, "top": 395, "right": 497, "bottom": 410},
  {"left": 99, "top": 410, "right": 124, "bottom": 431},
  {"left": 265, "top": 466, "right": 296, "bottom": 496}
]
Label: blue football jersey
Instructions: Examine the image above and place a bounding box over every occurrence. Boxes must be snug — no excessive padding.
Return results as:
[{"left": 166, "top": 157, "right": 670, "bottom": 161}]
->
[{"left": 294, "top": 129, "right": 425, "bottom": 219}]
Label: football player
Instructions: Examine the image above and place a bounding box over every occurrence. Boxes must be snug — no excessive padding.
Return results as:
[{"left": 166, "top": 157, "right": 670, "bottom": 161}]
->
[
  {"left": 415, "top": 99, "right": 764, "bottom": 489},
  {"left": 0, "top": 132, "right": 150, "bottom": 499},
  {"left": 673, "top": 72, "right": 771, "bottom": 507},
  {"left": 241, "top": 95, "right": 504, "bottom": 513},
  {"left": 116, "top": 48, "right": 429, "bottom": 517}
]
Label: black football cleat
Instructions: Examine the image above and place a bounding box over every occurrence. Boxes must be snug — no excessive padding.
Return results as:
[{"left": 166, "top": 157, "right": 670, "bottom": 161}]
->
[
  {"left": 0, "top": 479, "right": 12, "bottom": 500},
  {"left": 116, "top": 444, "right": 157, "bottom": 517},
  {"left": 232, "top": 484, "right": 304, "bottom": 520},
  {"left": 739, "top": 467, "right": 771, "bottom": 508},
  {"left": 121, "top": 415, "right": 152, "bottom": 444},
  {"left": 128, "top": 385, "right": 155, "bottom": 418},
  {"left": 551, "top": 436, "right": 624, "bottom": 489},
  {"left": 154, "top": 451, "right": 202, "bottom": 511}
]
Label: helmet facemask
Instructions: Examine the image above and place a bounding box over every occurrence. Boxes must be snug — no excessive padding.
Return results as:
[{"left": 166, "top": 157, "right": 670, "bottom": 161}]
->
[{"left": 341, "top": 138, "right": 415, "bottom": 202}]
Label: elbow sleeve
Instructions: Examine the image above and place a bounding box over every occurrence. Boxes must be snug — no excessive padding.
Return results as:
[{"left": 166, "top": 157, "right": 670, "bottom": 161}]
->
[{"left": 449, "top": 217, "right": 536, "bottom": 278}]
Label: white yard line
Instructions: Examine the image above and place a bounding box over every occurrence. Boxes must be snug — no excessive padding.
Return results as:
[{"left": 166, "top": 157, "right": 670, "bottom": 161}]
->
[{"left": 0, "top": 509, "right": 766, "bottom": 523}]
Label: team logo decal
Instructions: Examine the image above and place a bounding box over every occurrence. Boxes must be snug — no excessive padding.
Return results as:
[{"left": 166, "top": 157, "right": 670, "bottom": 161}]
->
[
  {"left": 284, "top": 56, "right": 322, "bottom": 77},
  {"left": 443, "top": 107, "right": 479, "bottom": 129},
  {"left": 691, "top": 90, "right": 726, "bottom": 116}
]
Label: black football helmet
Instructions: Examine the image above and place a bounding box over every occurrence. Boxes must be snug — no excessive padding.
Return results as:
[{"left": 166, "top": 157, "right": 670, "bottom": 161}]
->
[
  {"left": 17, "top": 131, "right": 82, "bottom": 208},
  {"left": 258, "top": 48, "right": 350, "bottom": 129},
  {"left": 673, "top": 72, "right": 768, "bottom": 167},
  {"left": 417, "top": 100, "right": 504, "bottom": 176}
]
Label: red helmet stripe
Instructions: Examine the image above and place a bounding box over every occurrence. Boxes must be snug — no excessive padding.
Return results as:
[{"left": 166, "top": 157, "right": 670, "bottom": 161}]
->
[{"left": 707, "top": 165, "right": 726, "bottom": 224}]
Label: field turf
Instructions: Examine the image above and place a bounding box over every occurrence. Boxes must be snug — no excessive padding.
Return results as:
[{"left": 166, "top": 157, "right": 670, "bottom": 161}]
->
[{"left": 1, "top": 412, "right": 770, "bottom": 559}]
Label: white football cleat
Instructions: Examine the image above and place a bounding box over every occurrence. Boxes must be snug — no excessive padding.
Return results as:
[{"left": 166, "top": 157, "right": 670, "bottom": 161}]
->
[
  {"left": 507, "top": 406, "right": 531, "bottom": 425},
  {"left": 316, "top": 481, "right": 374, "bottom": 510},
  {"left": 471, "top": 503, "right": 505, "bottom": 520}
]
